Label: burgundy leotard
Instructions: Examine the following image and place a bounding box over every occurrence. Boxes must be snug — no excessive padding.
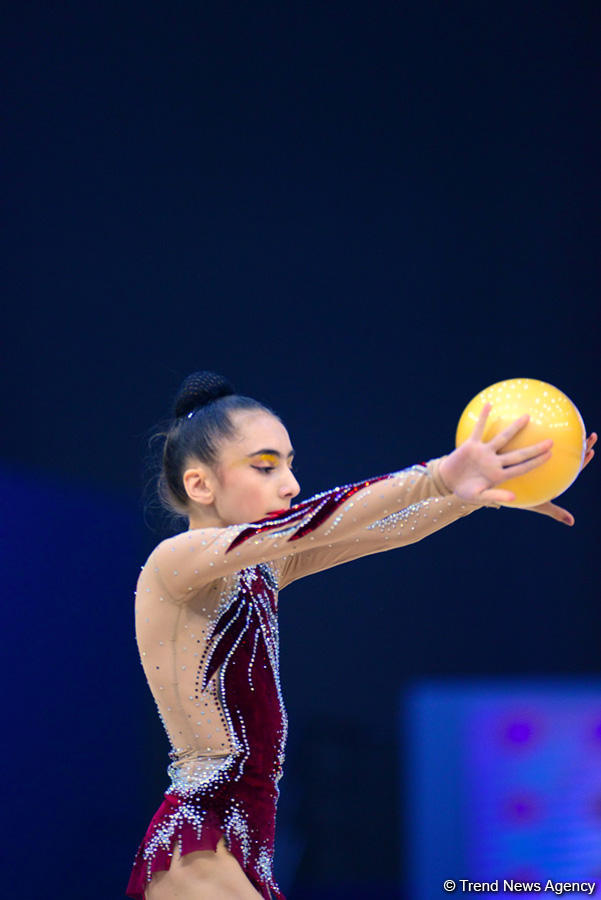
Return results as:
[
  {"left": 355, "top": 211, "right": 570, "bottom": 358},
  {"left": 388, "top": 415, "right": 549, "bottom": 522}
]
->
[{"left": 126, "top": 458, "right": 497, "bottom": 898}]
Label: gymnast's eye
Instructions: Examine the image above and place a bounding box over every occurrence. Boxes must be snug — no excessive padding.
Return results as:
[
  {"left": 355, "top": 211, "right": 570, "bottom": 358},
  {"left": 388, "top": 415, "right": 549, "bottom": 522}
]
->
[{"left": 252, "top": 466, "right": 275, "bottom": 474}]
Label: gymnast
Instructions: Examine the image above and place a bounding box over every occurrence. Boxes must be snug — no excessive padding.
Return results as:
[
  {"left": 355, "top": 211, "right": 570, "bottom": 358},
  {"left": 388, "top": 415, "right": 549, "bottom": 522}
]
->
[{"left": 127, "top": 370, "right": 596, "bottom": 900}]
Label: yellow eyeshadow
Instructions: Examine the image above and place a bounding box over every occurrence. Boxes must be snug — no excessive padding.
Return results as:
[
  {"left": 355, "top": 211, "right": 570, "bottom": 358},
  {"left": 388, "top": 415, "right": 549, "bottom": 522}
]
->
[
  {"left": 256, "top": 454, "right": 278, "bottom": 466},
  {"left": 235, "top": 454, "right": 279, "bottom": 467}
]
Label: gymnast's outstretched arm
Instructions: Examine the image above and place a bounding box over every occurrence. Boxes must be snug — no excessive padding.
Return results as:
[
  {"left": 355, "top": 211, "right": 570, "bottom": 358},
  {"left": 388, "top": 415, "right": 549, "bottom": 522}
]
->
[{"left": 152, "top": 403, "right": 590, "bottom": 598}]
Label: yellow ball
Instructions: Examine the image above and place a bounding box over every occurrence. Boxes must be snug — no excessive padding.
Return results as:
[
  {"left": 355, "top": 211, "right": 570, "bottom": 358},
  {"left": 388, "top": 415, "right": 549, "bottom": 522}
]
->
[{"left": 455, "top": 378, "right": 586, "bottom": 507}]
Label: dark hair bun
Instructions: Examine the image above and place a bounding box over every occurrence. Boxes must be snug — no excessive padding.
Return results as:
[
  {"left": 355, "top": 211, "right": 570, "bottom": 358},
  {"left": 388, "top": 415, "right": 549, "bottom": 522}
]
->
[{"left": 173, "top": 371, "right": 235, "bottom": 418}]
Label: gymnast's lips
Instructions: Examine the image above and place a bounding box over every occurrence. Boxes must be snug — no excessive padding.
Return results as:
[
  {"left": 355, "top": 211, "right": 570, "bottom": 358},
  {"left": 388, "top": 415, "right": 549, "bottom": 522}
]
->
[{"left": 266, "top": 507, "right": 290, "bottom": 515}]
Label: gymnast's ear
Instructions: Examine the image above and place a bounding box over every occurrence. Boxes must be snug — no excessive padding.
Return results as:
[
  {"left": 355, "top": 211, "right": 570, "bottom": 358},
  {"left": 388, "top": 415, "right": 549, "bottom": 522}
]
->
[{"left": 182, "top": 462, "right": 216, "bottom": 506}]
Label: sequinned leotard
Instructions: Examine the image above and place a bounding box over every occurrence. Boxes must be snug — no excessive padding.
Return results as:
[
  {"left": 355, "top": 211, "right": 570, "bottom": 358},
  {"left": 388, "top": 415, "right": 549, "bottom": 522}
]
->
[{"left": 126, "top": 456, "right": 499, "bottom": 899}]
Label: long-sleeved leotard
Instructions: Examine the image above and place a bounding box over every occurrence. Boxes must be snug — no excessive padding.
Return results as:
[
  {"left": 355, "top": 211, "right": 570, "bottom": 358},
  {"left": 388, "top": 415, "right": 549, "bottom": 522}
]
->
[{"left": 126, "top": 456, "right": 499, "bottom": 900}]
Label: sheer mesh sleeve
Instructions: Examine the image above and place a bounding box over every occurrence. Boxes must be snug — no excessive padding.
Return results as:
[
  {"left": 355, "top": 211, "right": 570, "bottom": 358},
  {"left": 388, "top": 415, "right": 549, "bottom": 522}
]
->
[
  {"left": 277, "top": 456, "right": 499, "bottom": 588},
  {"left": 150, "top": 456, "right": 499, "bottom": 599}
]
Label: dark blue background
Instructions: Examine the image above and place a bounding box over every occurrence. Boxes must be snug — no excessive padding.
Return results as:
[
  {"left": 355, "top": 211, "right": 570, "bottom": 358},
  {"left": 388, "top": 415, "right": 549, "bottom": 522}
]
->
[{"left": 3, "top": 2, "right": 599, "bottom": 897}]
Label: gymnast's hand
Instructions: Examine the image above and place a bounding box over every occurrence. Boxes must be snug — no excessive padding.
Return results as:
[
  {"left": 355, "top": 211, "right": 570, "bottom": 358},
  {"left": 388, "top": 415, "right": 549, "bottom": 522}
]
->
[
  {"left": 526, "top": 431, "right": 596, "bottom": 526},
  {"left": 438, "top": 402, "right": 596, "bottom": 517}
]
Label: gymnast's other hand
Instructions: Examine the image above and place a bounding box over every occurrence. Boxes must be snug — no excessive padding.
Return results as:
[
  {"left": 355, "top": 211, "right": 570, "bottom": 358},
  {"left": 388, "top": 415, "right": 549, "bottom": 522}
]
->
[
  {"left": 438, "top": 402, "right": 555, "bottom": 505},
  {"left": 524, "top": 431, "right": 596, "bottom": 526}
]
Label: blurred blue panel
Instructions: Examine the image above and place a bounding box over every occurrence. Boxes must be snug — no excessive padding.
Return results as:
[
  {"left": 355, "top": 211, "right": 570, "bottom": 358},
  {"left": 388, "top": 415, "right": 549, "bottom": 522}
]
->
[
  {"left": 404, "top": 680, "right": 601, "bottom": 899},
  {"left": 0, "top": 463, "right": 144, "bottom": 898}
]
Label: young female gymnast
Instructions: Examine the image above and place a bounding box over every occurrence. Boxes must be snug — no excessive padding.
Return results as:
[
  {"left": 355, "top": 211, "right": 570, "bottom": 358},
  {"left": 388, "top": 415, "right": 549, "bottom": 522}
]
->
[{"left": 127, "top": 371, "right": 596, "bottom": 900}]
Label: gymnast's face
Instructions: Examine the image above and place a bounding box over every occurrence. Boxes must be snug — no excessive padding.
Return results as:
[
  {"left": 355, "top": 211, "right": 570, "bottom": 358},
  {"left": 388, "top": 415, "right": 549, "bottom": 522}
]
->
[{"left": 184, "top": 410, "right": 301, "bottom": 529}]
